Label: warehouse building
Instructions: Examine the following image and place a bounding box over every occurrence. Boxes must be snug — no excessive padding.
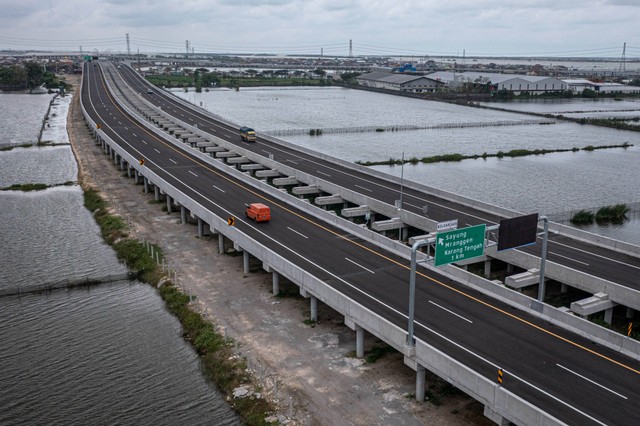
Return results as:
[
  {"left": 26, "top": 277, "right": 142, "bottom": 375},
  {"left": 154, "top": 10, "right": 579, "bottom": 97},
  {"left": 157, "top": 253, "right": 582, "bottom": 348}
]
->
[
  {"left": 356, "top": 71, "right": 444, "bottom": 93},
  {"left": 427, "top": 71, "right": 567, "bottom": 94}
]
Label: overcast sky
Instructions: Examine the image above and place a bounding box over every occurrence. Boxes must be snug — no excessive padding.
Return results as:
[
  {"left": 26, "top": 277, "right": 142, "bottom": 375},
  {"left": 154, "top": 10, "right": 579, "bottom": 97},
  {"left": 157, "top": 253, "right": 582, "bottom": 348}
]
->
[{"left": 0, "top": 0, "right": 638, "bottom": 58}]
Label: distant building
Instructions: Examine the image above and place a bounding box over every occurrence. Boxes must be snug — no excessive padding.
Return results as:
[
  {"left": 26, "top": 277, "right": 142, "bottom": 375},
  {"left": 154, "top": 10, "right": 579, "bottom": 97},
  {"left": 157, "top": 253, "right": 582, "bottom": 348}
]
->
[
  {"left": 356, "top": 72, "right": 444, "bottom": 93},
  {"left": 563, "top": 79, "right": 640, "bottom": 94},
  {"left": 427, "top": 71, "right": 567, "bottom": 95}
]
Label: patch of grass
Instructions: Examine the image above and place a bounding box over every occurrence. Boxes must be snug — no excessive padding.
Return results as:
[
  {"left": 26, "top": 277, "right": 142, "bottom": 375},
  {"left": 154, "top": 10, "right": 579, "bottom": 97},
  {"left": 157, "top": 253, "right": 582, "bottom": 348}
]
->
[
  {"left": 5, "top": 183, "right": 48, "bottom": 191},
  {"left": 364, "top": 343, "right": 396, "bottom": 363}
]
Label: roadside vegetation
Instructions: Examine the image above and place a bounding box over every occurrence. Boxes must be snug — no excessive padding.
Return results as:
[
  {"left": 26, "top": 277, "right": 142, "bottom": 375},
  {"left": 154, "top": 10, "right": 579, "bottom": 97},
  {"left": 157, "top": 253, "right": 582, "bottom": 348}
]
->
[
  {"left": 82, "top": 186, "right": 278, "bottom": 425},
  {"left": 356, "top": 143, "right": 633, "bottom": 167}
]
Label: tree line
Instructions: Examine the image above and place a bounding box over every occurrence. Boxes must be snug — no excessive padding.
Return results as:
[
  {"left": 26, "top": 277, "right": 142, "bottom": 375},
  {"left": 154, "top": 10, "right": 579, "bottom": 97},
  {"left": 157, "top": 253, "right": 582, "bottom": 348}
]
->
[{"left": 0, "top": 61, "right": 65, "bottom": 91}]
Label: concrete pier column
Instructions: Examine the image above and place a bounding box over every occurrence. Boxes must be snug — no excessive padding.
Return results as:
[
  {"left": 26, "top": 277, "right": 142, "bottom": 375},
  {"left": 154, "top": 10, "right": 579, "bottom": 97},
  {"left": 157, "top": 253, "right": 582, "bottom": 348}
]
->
[
  {"left": 218, "top": 234, "right": 225, "bottom": 254},
  {"left": 627, "top": 307, "right": 635, "bottom": 319},
  {"left": 310, "top": 296, "right": 318, "bottom": 322},
  {"left": 415, "top": 364, "right": 426, "bottom": 402},
  {"left": 127, "top": 164, "right": 132, "bottom": 177},
  {"left": 243, "top": 251, "right": 250, "bottom": 274},
  {"left": 134, "top": 169, "right": 140, "bottom": 183},
  {"left": 561, "top": 283, "right": 568, "bottom": 293},
  {"left": 113, "top": 153, "right": 118, "bottom": 166},
  {"left": 143, "top": 177, "right": 149, "bottom": 193},
  {"left": 180, "top": 205, "right": 186, "bottom": 224},
  {"left": 604, "top": 307, "right": 613, "bottom": 324},
  {"left": 272, "top": 271, "right": 280, "bottom": 296},
  {"left": 166, "top": 195, "right": 172, "bottom": 214},
  {"left": 506, "top": 263, "right": 514, "bottom": 274},
  {"left": 356, "top": 325, "right": 364, "bottom": 358},
  {"left": 154, "top": 186, "right": 160, "bottom": 201},
  {"left": 197, "top": 218, "right": 204, "bottom": 238},
  {"left": 484, "top": 259, "right": 492, "bottom": 279}
]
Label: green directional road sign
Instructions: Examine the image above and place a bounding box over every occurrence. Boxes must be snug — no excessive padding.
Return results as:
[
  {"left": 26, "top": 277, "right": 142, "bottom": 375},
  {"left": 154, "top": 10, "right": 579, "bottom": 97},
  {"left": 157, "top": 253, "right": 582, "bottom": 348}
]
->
[{"left": 435, "top": 224, "right": 486, "bottom": 267}]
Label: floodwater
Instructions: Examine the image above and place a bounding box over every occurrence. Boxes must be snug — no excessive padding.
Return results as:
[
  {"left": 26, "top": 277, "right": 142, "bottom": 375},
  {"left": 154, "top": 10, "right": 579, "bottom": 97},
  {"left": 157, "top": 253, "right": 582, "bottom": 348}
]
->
[{"left": 0, "top": 93, "right": 241, "bottom": 425}]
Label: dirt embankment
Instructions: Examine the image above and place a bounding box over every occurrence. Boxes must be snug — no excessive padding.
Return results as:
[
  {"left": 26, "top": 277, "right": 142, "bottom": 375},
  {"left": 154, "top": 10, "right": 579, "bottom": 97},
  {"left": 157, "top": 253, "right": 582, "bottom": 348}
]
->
[{"left": 66, "top": 74, "right": 491, "bottom": 426}]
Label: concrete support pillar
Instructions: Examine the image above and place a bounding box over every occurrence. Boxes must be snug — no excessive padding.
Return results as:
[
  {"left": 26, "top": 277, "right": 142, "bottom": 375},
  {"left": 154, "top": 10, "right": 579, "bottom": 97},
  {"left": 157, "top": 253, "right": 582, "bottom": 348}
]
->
[
  {"left": 113, "top": 153, "right": 118, "bottom": 166},
  {"left": 626, "top": 307, "right": 635, "bottom": 319},
  {"left": 272, "top": 271, "right": 280, "bottom": 296},
  {"left": 415, "top": 364, "right": 426, "bottom": 402},
  {"left": 154, "top": 186, "right": 160, "bottom": 201},
  {"left": 561, "top": 283, "right": 568, "bottom": 293},
  {"left": 310, "top": 296, "right": 318, "bottom": 322},
  {"left": 506, "top": 263, "right": 514, "bottom": 274},
  {"left": 166, "top": 195, "right": 172, "bottom": 214},
  {"left": 180, "top": 205, "right": 186, "bottom": 224},
  {"left": 127, "top": 165, "right": 133, "bottom": 177},
  {"left": 484, "top": 259, "right": 492, "bottom": 279},
  {"left": 243, "top": 251, "right": 250, "bottom": 274},
  {"left": 462, "top": 264, "right": 468, "bottom": 271},
  {"left": 197, "top": 218, "right": 204, "bottom": 238},
  {"left": 604, "top": 307, "right": 613, "bottom": 325},
  {"left": 218, "top": 234, "right": 225, "bottom": 254},
  {"left": 143, "top": 177, "right": 149, "bottom": 193},
  {"left": 134, "top": 169, "right": 139, "bottom": 183},
  {"left": 356, "top": 326, "right": 364, "bottom": 358}
]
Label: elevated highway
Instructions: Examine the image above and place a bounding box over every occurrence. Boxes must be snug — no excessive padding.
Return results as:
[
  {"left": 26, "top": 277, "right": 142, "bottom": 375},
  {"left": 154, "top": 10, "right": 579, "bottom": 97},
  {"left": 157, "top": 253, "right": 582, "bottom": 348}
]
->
[
  {"left": 113, "top": 61, "right": 640, "bottom": 321},
  {"left": 82, "top": 60, "right": 640, "bottom": 425}
]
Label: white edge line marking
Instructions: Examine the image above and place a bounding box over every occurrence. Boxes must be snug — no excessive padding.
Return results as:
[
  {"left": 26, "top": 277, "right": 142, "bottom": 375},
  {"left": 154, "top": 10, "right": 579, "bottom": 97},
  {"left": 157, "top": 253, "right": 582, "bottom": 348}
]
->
[
  {"left": 557, "top": 364, "right": 627, "bottom": 400},
  {"left": 549, "top": 251, "right": 589, "bottom": 266},
  {"left": 429, "top": 300, "right": 473, "bottom": 323},
  {"left": 189, "top": 170, "right": 198, "bottom": 177},
  {"left": 345, "top": 258, "right": 375, "bottom": 274},
  {"left": 287, "top": 227, "right": 309, "bottom": 239},
  {"left": 213, "top": 185, "right": 225, "bottom": 193}
]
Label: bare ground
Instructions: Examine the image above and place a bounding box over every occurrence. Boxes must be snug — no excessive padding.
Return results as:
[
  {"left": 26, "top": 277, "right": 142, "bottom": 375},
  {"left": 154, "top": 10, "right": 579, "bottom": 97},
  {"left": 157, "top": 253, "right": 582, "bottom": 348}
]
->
[{"left": 66, "top": 75, "right": 492, "bottom": 426}]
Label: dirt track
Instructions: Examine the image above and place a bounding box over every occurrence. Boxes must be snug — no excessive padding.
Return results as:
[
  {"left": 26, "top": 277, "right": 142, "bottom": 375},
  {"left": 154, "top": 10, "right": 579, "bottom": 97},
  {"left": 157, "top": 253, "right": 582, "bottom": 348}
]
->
[{"left": 66, "top": 74, "right": 491, "bottom": 426}]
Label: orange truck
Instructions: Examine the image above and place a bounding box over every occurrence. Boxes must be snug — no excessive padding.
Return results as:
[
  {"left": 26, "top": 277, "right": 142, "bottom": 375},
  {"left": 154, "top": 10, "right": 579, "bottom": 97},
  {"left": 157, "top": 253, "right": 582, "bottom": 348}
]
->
[{"left": 245, "top": 203, "right": 271, "bottom": 222}]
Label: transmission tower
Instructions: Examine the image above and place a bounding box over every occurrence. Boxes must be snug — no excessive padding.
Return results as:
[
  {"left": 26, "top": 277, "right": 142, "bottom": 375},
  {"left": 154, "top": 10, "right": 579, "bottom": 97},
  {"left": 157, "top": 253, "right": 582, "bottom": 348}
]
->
[
  {"left": 186, "top": 40, "right": 190, "bottom": 58},
  {"left": 126, "top": 33, "right": 131, "bottom": 56},
  {"left": 619, "top": 42, "right": 626, "bottom": 72},
  {"left": 349, "top": 39, "right": 352, "bottom": 58}
]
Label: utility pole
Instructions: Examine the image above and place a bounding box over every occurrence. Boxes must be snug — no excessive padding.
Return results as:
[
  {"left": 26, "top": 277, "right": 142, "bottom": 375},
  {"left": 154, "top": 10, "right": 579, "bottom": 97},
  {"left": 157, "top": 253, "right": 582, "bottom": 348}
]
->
[
  {"left": 126, "top": 33, "right": 130, "bottom": 56},
  {"left": 349, "top": 39, "right": 353, "bottom": 58},
  {"left": 185, "top": 40, "right": 190, "bottom": 58}
]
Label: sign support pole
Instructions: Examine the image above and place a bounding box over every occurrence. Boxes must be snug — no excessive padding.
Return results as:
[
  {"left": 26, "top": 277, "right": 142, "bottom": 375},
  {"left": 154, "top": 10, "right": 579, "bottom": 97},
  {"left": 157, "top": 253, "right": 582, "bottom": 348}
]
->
[
  {"left": 407, "top": 238, "right": 433, "bottom": 347},
  {"left": 537, "top": 215, "right": 549, "bottom": 302}
]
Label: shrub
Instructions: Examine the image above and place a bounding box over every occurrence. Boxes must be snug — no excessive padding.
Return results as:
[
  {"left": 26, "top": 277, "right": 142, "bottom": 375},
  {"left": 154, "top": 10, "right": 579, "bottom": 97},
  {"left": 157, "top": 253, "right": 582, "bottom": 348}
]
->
[{"left": 570, "top": 210, "right": 595, "bottom": 225}]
